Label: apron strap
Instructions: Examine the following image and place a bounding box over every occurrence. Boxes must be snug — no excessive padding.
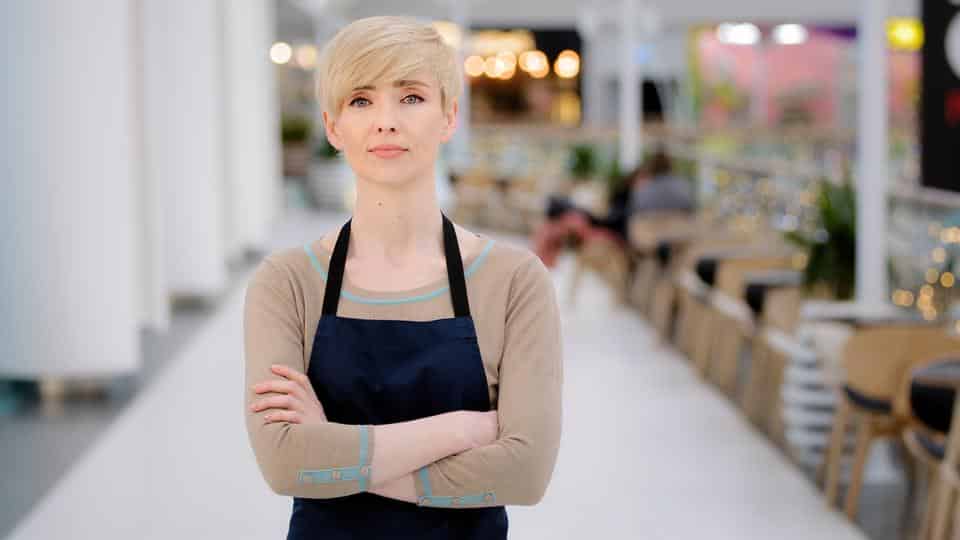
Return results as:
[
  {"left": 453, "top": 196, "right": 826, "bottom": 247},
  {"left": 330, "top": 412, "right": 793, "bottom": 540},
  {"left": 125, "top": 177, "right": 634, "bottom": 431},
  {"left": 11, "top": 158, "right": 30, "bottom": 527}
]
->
[
  {"left": 321, "top": 214, "right": 472, "bottom": 318},
  {"left": 322, "top": 218, "right": 352, "bottom": 316},
  {"left": 442, "top": 213, "right": 471, "bottom": 318}
]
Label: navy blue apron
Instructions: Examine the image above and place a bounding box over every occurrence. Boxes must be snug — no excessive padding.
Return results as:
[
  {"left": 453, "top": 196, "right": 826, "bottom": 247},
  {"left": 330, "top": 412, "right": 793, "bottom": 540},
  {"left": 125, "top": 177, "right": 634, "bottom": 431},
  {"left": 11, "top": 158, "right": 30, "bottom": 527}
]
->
[{"left": 287, "top": 214, "right": 508, "bottom": 539}]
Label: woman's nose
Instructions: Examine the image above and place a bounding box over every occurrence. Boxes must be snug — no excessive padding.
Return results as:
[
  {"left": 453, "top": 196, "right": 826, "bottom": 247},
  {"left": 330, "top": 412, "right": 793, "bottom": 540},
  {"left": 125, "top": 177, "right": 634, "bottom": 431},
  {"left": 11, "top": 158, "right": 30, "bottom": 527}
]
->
[{"left": 374, "top": 103, "right": 399, "bottom": 133}]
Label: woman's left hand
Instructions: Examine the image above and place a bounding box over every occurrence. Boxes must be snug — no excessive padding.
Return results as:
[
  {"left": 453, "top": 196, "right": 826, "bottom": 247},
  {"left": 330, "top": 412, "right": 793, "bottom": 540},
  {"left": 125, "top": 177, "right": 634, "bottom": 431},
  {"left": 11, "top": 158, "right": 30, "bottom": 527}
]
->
[{"left": 250, "top": 364, "right": 327, "bottom": 425}]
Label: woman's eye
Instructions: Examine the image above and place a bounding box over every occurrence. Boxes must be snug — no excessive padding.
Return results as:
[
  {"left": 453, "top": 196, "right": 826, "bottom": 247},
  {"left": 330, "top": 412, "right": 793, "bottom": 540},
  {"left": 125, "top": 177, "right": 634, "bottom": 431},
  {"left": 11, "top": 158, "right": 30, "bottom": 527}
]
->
[
  {"left": 349, "top": 97, "right": 370, "bottom": 107},
  {"left": 401, "top": 94, "right": 424, "bottom": 104}
]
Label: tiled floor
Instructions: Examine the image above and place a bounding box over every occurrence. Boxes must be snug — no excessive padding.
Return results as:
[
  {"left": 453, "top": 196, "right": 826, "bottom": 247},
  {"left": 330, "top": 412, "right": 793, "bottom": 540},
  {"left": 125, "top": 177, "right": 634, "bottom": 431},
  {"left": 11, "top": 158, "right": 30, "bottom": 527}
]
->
[{"left": 2, "top": 208, "right": 893, "bottom": 539}]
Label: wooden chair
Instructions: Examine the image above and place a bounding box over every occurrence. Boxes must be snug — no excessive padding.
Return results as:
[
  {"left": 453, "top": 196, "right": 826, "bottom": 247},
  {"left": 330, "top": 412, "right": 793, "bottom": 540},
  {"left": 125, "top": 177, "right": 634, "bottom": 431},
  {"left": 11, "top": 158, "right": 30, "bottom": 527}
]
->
[
  {"left": 669, "top": 232, "right": 760, "bottom": 355},
  {"left": 737, "top": 281, "right": 803, "bottom": 417},
  {"left": 624, "top": 212, "right": 699, "bottom": 313},
  {"left": 695, "top": 254, "right": 798, "bottom": 395},
  {"left": 566, "top": 184, "right": 629, "bottom": 307},
  {"left": 897, "top": 359, "right": 958, "bottom": 540},
  {"left": 822, "top": 326, "right": 960, "bottom": 520},
  {"left": 744, "top": 287, "right": 805, "bottom": 450},
  {"left": 567, "top": 233, "right": 632, "bottom": 307}
]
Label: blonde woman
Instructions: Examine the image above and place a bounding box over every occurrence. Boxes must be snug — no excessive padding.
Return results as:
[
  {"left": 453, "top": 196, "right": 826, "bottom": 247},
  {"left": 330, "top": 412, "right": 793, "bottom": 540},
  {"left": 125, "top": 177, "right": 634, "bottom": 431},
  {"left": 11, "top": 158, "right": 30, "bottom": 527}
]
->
[{"left": 243, "top": 16, "right": 563, "bottom": 539}]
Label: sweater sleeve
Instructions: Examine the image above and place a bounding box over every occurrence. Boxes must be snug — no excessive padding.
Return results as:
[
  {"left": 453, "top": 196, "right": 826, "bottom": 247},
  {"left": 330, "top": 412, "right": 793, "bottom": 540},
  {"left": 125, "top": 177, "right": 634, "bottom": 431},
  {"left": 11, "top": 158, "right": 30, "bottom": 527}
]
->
[
  {"left": 413, "top": 253, "right": 564, "bottom": 507},
  {"left": 243, "top": 257, "right": 375, "bottom": 498}
]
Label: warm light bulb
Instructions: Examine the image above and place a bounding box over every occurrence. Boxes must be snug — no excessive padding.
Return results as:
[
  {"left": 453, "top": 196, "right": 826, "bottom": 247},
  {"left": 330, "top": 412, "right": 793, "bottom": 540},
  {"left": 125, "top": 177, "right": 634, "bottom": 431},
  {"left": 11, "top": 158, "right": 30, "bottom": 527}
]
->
[
  {"left": 270, "top": 42, "right": 293, "bottom": 64},
  {"left": 554, "top": 50, "right": 580, "bottom": 78},
  {"left": 934, "top": 247, "right": 948, "bottom": 263},
  {"left": 464, "top": 55, "right": 486, "bottom": 77},
  {"left": 295, "top": 44, "right": 317, "bottom": 69}
]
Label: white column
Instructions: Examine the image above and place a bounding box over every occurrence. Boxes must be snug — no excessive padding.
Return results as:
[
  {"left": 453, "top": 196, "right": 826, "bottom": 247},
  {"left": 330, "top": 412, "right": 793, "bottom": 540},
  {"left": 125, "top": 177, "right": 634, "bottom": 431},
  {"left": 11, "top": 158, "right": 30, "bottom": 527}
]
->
[
  {"left": 131, "top": 0, "right": 170, "bottom": 332},
  {"left": 856, "top": 0, "right": 889, "bottom": 308},
  {"left": 619, "top": 0, "right": 641, "bottom": 171},
  {"left": 223, "top": 0, "right": 281, "bottom": 258},
  {"left": 142, "top": 0, "right": 228, "bottom": 297},
  {"left": 577, "top": 8, "right": 602, "bottom": 127},
  {"left": 0, "top": 1, "right": 140, "bottom": 378},
  {"left": 448, "top": 0, "right": 471, "bottom": 171}
]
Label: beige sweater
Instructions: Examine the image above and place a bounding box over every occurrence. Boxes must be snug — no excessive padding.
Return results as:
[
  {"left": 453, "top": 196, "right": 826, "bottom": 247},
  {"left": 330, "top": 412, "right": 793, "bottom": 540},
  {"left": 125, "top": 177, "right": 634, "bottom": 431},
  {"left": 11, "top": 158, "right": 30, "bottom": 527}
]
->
[{"left": 243, "top": 231, "right": 563, "bottom": 508}]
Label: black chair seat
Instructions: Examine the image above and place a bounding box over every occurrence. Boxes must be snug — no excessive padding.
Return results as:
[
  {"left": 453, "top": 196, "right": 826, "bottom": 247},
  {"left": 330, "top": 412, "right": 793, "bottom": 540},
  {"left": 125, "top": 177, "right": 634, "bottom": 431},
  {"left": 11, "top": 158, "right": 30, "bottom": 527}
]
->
[
  {"left": 655, "top": 242, "right": 672, "bottom": 269},
  {"left": 744, "top": 283, "right": 768, "bottom": 317},
  {"left": 843, "top": 385, "right": 892, "bottom": 414},
  {"left": 694, "top": 258, "right": 718, "bottom": 287},
  {"left": 909, "top": 360, "right": 960, "bottom": 433},
  {"left": 743, "top": 271, "right": 802, "bottom": 317}
]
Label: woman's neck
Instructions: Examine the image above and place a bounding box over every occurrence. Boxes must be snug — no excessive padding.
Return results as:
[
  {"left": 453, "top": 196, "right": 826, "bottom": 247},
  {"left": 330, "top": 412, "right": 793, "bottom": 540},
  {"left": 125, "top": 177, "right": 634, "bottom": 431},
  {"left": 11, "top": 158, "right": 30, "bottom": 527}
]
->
[{"left": 349, "top": 176, "right": 444, "bottom": 265}]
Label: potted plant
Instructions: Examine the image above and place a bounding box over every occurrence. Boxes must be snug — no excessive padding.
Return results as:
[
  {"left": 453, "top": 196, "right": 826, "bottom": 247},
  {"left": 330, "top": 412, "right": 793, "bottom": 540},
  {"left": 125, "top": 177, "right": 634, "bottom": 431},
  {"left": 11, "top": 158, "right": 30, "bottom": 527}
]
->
[
  {"left": 783, "top": 178, "right": 857, "bottom": 300},
  {"left": 281, "top": 115, "right": 312, "bottom": 177},
  {"left": 568, "top": 143, "right": 598, "bottom": 183},
  {"left": 566, "top": 143, "right": 607, "bottom": 213}
]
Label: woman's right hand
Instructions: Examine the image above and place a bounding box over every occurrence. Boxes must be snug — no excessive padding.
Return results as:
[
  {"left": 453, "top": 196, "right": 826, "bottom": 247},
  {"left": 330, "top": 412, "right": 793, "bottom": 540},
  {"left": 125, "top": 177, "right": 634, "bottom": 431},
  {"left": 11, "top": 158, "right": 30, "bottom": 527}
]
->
[{"left": 460, "top": 410, "right": 499, "bottom": 450}]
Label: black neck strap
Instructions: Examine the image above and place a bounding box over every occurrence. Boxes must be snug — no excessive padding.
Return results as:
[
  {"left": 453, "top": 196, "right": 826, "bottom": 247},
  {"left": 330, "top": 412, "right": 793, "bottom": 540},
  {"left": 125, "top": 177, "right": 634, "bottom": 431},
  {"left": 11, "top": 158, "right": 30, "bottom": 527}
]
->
[{"left": 321, "top": 213, "right": 471, "bottom": 318}]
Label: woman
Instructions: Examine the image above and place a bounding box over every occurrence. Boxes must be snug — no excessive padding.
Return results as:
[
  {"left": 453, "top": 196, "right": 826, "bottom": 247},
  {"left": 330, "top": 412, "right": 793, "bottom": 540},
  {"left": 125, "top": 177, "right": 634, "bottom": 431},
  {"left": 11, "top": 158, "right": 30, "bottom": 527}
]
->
[{"left": 243, "top": 16, "right": 563, "bottom": 540}]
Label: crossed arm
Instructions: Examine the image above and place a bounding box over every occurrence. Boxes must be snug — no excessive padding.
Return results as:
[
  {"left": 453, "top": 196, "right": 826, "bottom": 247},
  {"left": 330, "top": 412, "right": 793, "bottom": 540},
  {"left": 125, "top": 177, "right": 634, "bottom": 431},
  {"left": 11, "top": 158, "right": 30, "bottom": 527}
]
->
[
  {"left": 243, "top": 255, "right": 562, "bottom": 508},
  {"left": 248, "top": 361, "right": 497, "bottom": 504}
]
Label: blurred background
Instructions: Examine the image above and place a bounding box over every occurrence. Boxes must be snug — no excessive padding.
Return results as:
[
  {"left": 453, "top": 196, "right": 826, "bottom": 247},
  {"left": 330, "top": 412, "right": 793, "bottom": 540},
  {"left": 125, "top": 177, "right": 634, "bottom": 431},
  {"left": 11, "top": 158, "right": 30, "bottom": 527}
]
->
[{"left": 2, "top": 0, "right": 960, "bottom": 538}]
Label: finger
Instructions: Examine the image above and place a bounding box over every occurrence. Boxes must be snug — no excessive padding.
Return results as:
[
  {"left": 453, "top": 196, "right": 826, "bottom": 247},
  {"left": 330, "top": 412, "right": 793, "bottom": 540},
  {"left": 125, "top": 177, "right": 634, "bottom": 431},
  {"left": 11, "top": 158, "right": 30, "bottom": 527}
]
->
[
  {"left": 264, "top": 410, "right": 300, "bottom": 424},
  {"left": 271, "top": 364, "right": 311, "bottom": 388},
  {"left": 250, "top": 395, "right": 298, "bottom": 412},
  {"left": 271, "top": 364, "right": 318, "bottom": 398},
  {"left": 252, "top": 379, "right": 298, "bottom": 395}
]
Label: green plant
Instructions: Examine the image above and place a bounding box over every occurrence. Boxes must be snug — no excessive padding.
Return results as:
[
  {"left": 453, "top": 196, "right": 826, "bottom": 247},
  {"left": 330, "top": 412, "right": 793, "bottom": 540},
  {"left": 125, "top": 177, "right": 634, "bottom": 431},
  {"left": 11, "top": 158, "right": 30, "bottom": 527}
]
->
[
  {"left": 315, "top": 136, "right": 339, "bottom": 159},
  {"left": 603, "top": 154, "right": 624, "bottom": 194},
  {"left": 784, "top": 178, "right": 857, "bottom": 300},
  {"left": 281, "top": 115, "right": 312, "bottom": 144},
  {"left": 568, "top": 144, "right": 598, "bottom": 181}
]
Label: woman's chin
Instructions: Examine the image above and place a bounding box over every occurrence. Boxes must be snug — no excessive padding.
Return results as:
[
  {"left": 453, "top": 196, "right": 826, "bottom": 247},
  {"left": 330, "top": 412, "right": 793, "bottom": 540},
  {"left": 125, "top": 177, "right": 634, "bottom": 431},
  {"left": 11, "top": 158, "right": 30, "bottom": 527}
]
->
[{"left": 356, "top": 173, "right": 418, "bottom": 190}]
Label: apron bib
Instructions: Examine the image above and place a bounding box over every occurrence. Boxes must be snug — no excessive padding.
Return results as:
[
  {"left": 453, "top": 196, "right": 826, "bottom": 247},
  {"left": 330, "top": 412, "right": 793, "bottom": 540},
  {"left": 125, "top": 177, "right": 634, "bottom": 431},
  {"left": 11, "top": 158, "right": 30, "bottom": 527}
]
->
[{"left": 286, "top": 214, "right": 508, "bottom": 539}]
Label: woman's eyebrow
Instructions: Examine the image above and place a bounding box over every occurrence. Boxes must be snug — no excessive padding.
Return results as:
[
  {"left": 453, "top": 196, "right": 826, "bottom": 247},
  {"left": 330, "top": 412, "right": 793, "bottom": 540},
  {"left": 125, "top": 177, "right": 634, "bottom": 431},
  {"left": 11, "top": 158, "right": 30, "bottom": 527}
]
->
[{"left": 350, "top": 81, "right": 427, "bottom": 92}]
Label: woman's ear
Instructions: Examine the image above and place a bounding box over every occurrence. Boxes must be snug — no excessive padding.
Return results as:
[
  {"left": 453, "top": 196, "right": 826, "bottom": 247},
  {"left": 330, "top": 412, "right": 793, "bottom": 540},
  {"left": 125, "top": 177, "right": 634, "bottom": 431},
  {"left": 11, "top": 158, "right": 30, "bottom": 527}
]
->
[
  {"left": 322, "top": 110, "right": 342, "bottom": 150},
  {"left": 439, "top": 99, "right": 458, "bottom": 143}
]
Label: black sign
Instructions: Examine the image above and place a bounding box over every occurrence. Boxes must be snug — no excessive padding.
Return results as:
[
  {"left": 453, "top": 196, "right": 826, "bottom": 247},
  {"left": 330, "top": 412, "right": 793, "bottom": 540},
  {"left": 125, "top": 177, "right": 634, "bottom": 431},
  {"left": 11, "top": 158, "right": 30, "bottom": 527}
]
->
[{"left": 921, "top": 0, "right": 960, "bottom": 191}]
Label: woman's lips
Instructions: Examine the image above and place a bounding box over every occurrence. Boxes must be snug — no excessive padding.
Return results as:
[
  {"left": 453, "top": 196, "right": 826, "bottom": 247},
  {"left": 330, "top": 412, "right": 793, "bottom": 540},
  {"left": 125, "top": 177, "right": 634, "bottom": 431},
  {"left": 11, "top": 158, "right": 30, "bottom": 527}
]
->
[
  {"left": 371, "top": 149, "right": 406, "bottom": 159},
  {"left": 369, "top": 145, "right": 408, "bottom": 159}
]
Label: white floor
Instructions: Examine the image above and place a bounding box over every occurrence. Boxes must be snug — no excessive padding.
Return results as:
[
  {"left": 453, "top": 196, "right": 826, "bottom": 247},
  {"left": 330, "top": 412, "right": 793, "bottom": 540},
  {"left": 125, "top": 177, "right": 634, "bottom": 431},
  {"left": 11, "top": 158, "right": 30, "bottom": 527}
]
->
[{"left": 5, "top": 209, "right": 867, "bottom": 539}]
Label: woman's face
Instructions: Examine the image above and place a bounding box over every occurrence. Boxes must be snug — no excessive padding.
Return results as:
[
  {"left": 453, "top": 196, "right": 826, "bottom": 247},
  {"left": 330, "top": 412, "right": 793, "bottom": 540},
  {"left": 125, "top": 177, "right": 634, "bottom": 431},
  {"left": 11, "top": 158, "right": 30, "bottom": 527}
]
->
[{"left": 323, "top": 69, "right": 457, "bottom": 189}]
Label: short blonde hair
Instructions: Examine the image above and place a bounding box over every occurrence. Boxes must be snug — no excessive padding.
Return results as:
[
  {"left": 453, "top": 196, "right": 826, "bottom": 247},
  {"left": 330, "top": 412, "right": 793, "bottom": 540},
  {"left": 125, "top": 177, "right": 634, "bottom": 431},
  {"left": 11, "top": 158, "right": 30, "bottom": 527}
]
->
[{"left": 316, "top": 16, "right": 462, "bottom": 120}]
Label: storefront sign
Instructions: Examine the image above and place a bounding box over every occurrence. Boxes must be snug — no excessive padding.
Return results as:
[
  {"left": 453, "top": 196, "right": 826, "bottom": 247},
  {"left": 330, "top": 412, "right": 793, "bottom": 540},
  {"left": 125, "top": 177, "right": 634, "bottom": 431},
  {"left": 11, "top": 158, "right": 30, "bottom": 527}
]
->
[{"left": 922, "top": 0, "right": 960, "bottom": 191}]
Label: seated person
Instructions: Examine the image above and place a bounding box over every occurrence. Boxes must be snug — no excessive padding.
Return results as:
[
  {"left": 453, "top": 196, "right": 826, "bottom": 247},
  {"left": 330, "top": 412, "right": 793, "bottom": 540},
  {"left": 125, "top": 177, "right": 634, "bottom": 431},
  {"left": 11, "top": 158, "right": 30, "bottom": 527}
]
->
[
  {"left": 627, "top": 150, "right": 695, "bottom": 215},
  {"left": 532, "top": 148, "right": 694, "bottom": 268}
]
